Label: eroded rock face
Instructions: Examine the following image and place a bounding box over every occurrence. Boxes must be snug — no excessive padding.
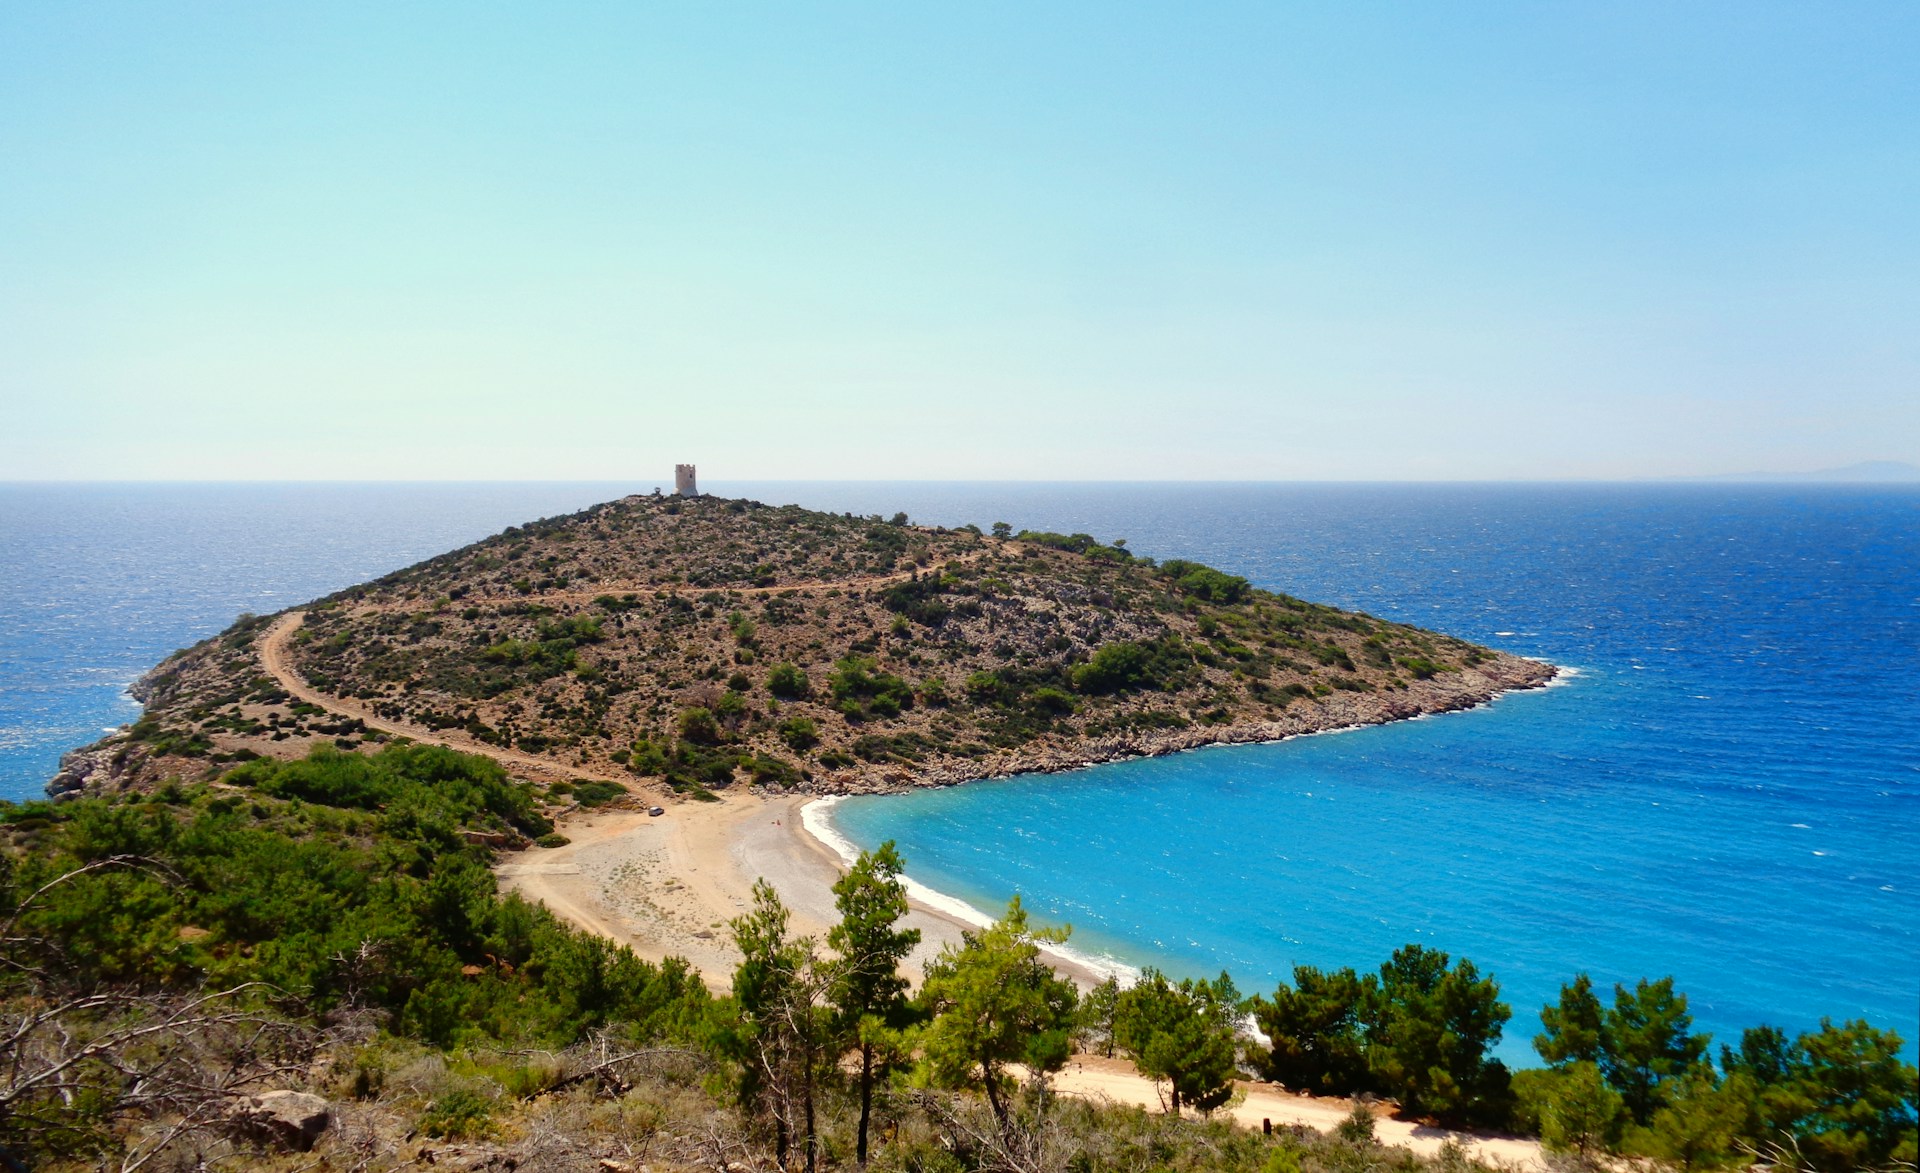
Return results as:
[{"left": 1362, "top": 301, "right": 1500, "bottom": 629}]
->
[
  {"left": 46, "top": 739, "right": 128, "bottom": 799},
  {"left": 238, "top": 1089, "right": 331, "bottom": 1151}
]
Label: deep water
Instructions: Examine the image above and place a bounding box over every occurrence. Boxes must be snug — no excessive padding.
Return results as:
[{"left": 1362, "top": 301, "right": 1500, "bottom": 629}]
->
[
  {"left": 2, "top": 480, "right": 1914, "bottom": 1067},
  {"left": 0, "top": 482, "right": 637, "bottom": 797}
]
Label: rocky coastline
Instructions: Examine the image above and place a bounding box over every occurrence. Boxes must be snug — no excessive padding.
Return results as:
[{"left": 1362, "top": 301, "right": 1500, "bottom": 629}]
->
[{"left": 807, "top": 652, "right": 1558, "bottom": 795}]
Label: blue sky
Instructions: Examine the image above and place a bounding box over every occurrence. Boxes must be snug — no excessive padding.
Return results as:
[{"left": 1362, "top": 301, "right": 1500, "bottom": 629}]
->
[{"left": 3, "top": 4, "right": 1916, "bottom": 480}]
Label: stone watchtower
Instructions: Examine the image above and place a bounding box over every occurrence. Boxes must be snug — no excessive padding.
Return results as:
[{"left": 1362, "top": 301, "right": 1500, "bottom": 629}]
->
[{"left": 674, "top": 464, "right": 698, "bottom": 497}]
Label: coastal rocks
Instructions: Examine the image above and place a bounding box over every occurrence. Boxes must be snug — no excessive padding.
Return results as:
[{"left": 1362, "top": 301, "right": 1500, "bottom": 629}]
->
[
  {"left": 808, "top": 654, "right": 1558, "bottom": 797},
  {"left": 45, "top": 737, "right": 130, "bottom": 800},
  {"left": 234, "top": 1089, "right": 331, "bottom": 1151}
]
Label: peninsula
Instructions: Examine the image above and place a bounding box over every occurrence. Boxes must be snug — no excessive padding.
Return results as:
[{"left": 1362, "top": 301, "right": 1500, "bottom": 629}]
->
[
  {"left": 17, "top": 495, "right": 1904, "bottom": 1173},
  {"left": 51, "top": 492, "right": 1553, "bottom": 802}
]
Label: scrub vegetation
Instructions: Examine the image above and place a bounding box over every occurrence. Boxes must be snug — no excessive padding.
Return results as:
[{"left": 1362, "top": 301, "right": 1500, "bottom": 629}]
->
[
  {"left": 5, "top": 744, "right": 1913, "bottom": 1170},
  {"left": 65, "top": 495, "right": 1551, "bottom": 800}
]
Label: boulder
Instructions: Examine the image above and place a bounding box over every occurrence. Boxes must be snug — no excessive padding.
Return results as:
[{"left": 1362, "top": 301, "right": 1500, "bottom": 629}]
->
[{"left": 243, "top": 1090, "right": 331, "bottom": 1151}]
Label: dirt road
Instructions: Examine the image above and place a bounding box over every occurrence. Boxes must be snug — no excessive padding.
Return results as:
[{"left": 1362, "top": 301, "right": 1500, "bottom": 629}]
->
[
  {"left": 1053, "top": 1055, "right": 1547, "bottom": 1168},
  {"left": 257, "top": 611, "right": 635, "bottom": 787}
]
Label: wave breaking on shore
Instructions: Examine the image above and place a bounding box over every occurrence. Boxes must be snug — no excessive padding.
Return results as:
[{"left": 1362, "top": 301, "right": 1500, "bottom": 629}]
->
[{"left": 800, "top": 795, "right": 1141, "bottom": 985}]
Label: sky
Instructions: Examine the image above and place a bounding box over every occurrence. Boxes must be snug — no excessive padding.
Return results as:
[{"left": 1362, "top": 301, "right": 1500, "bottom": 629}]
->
[{"left": 2, "top": 3, "right": 1916, "bottom": 482}]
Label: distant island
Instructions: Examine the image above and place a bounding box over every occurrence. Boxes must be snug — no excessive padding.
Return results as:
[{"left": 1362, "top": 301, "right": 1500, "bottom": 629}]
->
[{"left": 51, "top": 492, "right": 1554, "bottom": 801}]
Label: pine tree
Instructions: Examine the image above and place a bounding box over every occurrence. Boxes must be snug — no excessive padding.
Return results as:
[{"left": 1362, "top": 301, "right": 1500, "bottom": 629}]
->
[
  {"left": 1600, "top": 976, "right": 1707, "bottom": 1126},
  {"left": 1114, "top": 969, "right": 1242, "bottom": 1115},
  {"left": 826, "top": 842, "right": 920, "bottom": 1166},
  {"left": 1536, "top": 973, "right": 1605, "bottom": 1066},
  {"left": 918, "top": 896, "right": 1078, "bottom": 1135},
  {"left": 727, "top": 880, "right": 829, "bottom": 1173},
  {"left": 1251, "top": 965, "right": 1370, "bottom": 1094}
]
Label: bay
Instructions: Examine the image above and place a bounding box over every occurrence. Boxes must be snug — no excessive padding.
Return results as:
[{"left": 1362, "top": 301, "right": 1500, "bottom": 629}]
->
[{"left": 2, "top": 479, "right": 1913, "bottom": 1066}]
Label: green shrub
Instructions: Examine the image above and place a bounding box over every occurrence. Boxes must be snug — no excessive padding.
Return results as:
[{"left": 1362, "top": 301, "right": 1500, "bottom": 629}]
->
[
  {"left": 765, "top": 663, "right": 811, "bottom": 699},
  {"left": 1029, "top": 687, "right": 1077, "bottom": 715},
  {"left": 778, "top": 717, "right": 819, "bottom": 751},
  {"left": 419, "top": 1086, "right": 495, "bottom": 1139},
  {"left": 963, "top": 671, "right": 1002, "bottom": 703},
  {"left": 1160, "top": 559, "right": 1251, "bottom": 604},
  {"left": 879, "top": 576, "right": 953, "bottom": 626},
  {"left": 1071, "top": 638, "right": 1195, "bottom": 696},
  {"left": 572, "top": 780, "right": 628, "bottom": 807},
  {"left": 1335, "top": 1103, "right": 1376, "bottom": 1144},
  {"left": 677, "top": 706, "right": 722, "bottom": 744},
  {"left": 228, "top": 742, "right": 549, "bottom": 836},
  {"left": 830, "top": 656, "right": 913, "bottom": 718}
]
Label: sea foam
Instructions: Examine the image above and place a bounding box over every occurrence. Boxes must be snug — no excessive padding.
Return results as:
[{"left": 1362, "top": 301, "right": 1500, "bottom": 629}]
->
[{"left": 802, "top": 796, "right": 1140, "bottom": 985}]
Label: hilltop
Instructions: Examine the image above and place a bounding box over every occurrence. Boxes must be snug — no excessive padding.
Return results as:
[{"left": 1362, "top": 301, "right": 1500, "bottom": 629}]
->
[{"left": 50, "top": 493, "right": 1554, "bottom": 801}]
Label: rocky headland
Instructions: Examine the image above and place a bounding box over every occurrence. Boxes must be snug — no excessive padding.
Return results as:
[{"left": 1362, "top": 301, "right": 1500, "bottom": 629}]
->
[{"left": 50, "top": 493, "right": 1555, "bottom": 802}]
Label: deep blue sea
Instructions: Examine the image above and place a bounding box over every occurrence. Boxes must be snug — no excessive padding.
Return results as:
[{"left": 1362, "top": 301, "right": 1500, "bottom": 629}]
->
[
  {"left": 0, "top": 483, "right": 640, "bottom": 796},
  {"left": 2, "top": 481, "right": 1915, "bottom": 1066}
]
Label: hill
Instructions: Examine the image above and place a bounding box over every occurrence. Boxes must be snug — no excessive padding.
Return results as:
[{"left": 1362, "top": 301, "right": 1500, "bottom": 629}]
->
[{"left": 49, "top": 493, "right": 1555, "bottom": 801}]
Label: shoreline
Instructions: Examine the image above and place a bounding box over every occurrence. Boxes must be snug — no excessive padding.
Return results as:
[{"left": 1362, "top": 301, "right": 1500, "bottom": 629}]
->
[
  {"left": 790, "top": 660, "right": 1568, "bottom": 987},
  {"left": 801, "top": 794, "right": 1140, "bottom": 986},
  {"left": 499, "top": 682, "right": 1559, "bottom": 1169},
  {"left": 805, "top": 653, "right": 1559, "bottom": 796},
  {"left": 498, "top": 656, "right": 1563, "bottom": 997},
  {"left": 496, "top": 786, "right": 1117, "bottom": 994}
]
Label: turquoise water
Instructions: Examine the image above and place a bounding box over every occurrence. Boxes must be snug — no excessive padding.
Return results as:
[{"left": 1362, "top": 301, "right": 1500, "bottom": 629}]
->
[
  {"left": 806, "top": 484, "right": 1920, "bottom": 1067},
  {"left": 3, "top": 481, "right": 1915, "bottom": 1067}
]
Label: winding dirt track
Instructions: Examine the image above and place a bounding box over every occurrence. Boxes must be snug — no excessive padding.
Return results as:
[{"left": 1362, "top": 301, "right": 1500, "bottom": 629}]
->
[
  {"left": 253, "top": 550, "right": 996, "bottom": 780},
  {"left": 257, "top": 611, "right": 624, "bottom": 786}
]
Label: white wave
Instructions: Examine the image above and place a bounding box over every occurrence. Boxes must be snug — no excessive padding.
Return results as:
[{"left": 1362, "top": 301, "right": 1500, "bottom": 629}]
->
[
  {"left": 1540, "top": 662, "right": 1582, "bottom": 688},
  {"left": 802, "top": 797, "right": 1140, "bottom": 984}
]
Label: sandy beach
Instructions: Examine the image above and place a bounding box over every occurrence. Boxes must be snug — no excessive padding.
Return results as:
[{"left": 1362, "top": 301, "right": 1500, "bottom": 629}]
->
[
  {"left": 498, "top": 788, "right": 1041, "bottom": 992},
  {"left": 499, "top": 787, "right": 1546, "bottom": 1170},
  {"left": 1053, "top": 1054, "right": 1545, "bottom": 1169}
]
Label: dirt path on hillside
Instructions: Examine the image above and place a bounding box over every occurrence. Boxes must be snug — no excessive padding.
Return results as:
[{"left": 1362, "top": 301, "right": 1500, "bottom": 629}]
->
[
  {"left": 257, "top": 612, "right": 634, "bottom": 787},
  {"left": 252, "top": 545, "right": 1003, "bottom": 778}
]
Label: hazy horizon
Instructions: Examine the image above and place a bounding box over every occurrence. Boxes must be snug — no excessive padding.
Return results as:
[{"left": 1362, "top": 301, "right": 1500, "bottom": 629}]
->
[
  {"left": 4, "top": 4, "right": 1916, "bottom": 481},
  {"left": 7, "top": 461, "right": 1920, "bottom": 488}
]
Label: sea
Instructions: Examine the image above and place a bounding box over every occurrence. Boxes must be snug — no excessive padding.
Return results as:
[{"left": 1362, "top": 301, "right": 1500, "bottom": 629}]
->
[{"left": 2, "top": 481, "right": 1915, "bottom": 1067}]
